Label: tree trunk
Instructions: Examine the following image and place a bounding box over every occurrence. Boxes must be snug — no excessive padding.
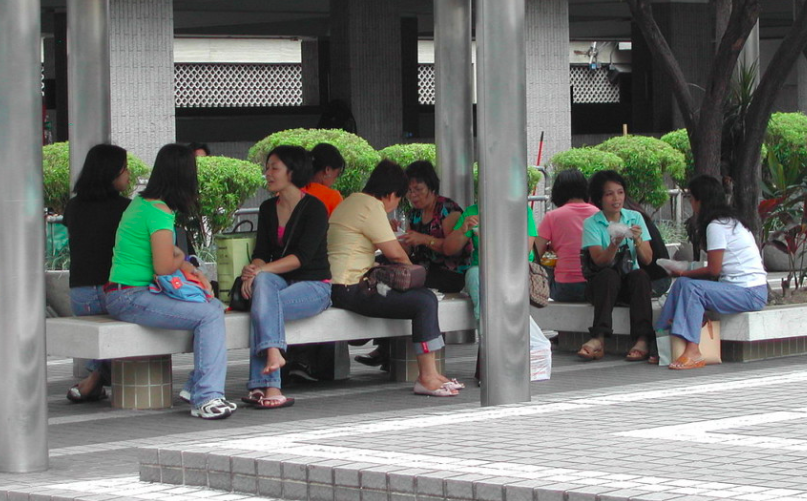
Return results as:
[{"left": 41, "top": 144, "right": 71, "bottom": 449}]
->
[{"left": 735, "top": 1, "right": 807, "bottom": 236}]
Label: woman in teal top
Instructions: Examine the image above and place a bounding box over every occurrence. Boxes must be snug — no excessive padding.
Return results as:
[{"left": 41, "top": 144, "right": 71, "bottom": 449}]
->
[
  {"left": 579, "top": 170, "right": 654, "bottom": 362},
  {"left": 105, "top": 144, "right": 235, "bottom": 420}
]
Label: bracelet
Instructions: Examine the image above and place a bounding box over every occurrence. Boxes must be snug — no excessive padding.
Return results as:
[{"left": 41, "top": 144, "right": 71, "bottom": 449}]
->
[{"left": 429, "top": 239, "right": 436, "bottom": 248}]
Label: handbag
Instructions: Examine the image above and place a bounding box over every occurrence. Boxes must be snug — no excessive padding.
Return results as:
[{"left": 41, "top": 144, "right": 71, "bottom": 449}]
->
[
  {"left": 149, "top": 269, "right": 213, "bottom": 303},
  {"left": 228, "top": 276, "right": 252, "bottom": 311},
  {"left": 657, "top": 319, "right": 721, "bottom": 366},
  {"left": 362, "top": 263, "right": 427, "bottom": 295},
  {"left": 215, "top": 220, "right": 257, "bottom": 303},
  {"left": 528, "top": 261, "right": 550, "bottom": 308},
  {"left": 581, "top": 245, "right": 634, "bottom": 281}
]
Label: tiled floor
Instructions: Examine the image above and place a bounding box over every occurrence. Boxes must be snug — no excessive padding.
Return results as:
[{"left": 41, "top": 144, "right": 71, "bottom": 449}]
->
[{"left": 3, "top": 341, "right": 807, "bottom": 500}]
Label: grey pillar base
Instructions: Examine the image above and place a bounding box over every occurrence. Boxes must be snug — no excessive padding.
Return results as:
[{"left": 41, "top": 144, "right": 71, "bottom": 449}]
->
[
  {"left": 444, "top": 329, "right": 476, "bottom": 345},
  {"left": 389, "top": 338, "right": 445, "bottom": 383}
]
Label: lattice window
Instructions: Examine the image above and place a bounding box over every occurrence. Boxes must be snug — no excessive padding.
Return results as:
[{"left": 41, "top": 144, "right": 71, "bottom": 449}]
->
[
  {"left": 174, "top": 63, "right": 303, "bottom": 107},
  {"left": 570, "top": 66, "right": 620, "bottom": 104},
  {"left": 418, "top": 64, "right": 435, "bottom": 105}
]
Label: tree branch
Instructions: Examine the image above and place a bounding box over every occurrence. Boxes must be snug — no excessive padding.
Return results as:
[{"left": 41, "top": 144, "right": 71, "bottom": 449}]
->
[{"left": 624, "top": 0, "right": 697, "bottom": 131}]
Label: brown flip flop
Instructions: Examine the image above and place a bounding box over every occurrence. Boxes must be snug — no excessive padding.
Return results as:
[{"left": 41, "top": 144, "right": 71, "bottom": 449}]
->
[{"left": 577, "top": 341, "right": 604, "bottom": 361}]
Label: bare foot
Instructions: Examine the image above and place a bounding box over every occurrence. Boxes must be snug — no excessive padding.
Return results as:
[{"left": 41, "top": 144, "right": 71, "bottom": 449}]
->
[
  {"left": 76, "top": 370, "right": 102, "bottom": 396},
  {"left": 417, "top": 376, "right": 457, "bottom": 394},
  {"left": 262, "top": 348, "right": 286, "bottom": 375}
]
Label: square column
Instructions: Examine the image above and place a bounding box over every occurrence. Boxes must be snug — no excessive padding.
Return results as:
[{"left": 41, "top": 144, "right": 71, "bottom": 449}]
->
[
  {"left": 110, "top": 0, "right": 175, "bottom": 166},
  {"left": 526, "top": 0, "right": 571, "bottom": 165},
  {"left": 329, "top": 0, "right": 403, "bottom": 148}
]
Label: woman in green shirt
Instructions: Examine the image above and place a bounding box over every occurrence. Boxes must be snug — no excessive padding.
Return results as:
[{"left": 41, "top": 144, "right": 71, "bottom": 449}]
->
[{"left": 105, "top": 144, "right": 235, "bottom": 420}]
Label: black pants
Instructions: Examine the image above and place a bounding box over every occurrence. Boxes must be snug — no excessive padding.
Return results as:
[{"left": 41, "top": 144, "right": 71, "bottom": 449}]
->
[
  {"left": 586, "top": 268, "right": 654, "bottom": 341},
  {"left": 424, "top": 267, "right": 465, "bottom": 293},
  {"left": 331, "top": 283, "right": 443, "bottom": 351}
]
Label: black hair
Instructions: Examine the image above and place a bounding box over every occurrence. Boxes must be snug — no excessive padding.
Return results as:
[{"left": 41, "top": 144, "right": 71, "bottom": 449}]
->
[
  {"left": 405, "top": 160, "right": 440, "bottom": 194},
  {"left": 188, "top": 142, "right": 210, "bottom": 155},
  {"left": 362, "top": 160, "right": 408, "bottom": 199},
  {"left": 550, "top": 169, "right": 589, "bottom": 207},
  {"left": 688, "top": 174, "right": 750, "bottom": 248},
  {"left": 140, "top": 143, "right": 199, "bottom": 214},
  {"left": 588, "top": 170, "right": 627, "bottom": 210},
  {"left": 311, "top": 143, "right": 345, "bottom": 174},
  {"left": 267, "top": 145, "right": 313, "bottom": 188},
  {"left": 73, "top": 144, "right": 128, "bottom": 201}
]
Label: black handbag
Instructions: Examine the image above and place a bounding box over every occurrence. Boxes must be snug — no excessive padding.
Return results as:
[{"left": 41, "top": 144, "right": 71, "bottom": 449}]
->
[
  {"left": 228, "top": 277, "right": 252, "bottom": 311},
  {"left": 581, "top": 245, "right": 634, "bottom": 281}
]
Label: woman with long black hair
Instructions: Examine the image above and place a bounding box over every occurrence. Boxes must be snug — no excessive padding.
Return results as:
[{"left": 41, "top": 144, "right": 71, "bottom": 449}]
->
[
  {"left": 105, "top": 144, "right": 235, "bottom": 419},
  {"left": 63, "top": 144, "right": 131, "bottom": 402},
  {"left": 656, "top": 175, "right": 767, "bottom": 369}
]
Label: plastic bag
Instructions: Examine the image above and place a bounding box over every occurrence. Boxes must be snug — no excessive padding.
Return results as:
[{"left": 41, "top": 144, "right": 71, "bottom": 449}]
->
[{"left": 529, "top": 316, "right": 552, "bottom": 381}]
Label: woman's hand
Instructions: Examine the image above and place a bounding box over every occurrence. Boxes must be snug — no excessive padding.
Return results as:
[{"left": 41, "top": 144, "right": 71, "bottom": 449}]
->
[
  {"left": 241, "top": 263, "right": 263, "bottom": 280},
  {"left": 399, "top": 230, "right": 426, "bottom": 247},
  {"left": 193, "top": 268, "right": 213, "bottom": 293},
  {"left": 461, "top": 215, "right": 480, "bottom": 233},
  {"left": 241, "top": 276, "right": 255, "bottom": 299},
  {"left": 630, "top": 225, "right": 643, "bottom": 246}
]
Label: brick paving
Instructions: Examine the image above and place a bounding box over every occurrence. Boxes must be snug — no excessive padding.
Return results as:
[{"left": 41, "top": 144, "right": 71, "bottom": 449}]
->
[{"left": 2, "top": 340, "right": 807, "bottom": 500}]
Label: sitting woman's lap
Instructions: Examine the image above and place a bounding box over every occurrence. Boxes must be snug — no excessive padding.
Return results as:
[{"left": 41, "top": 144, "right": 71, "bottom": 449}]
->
[{"left": 331, "top": 283, "right": 444, "bottom": 353}]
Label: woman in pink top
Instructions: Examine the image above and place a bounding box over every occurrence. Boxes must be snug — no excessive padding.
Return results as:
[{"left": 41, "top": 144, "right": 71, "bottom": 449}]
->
[{"left": 536, "top": 169, "right": 599, "bottom": 302}]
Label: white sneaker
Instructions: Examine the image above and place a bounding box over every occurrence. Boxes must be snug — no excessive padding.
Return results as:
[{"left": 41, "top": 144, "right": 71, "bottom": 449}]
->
[
  {"left": 181, "top": 390, "right": 237, "bottom": 412},
  {"left": 191, "top": 398, "right": 234, "bottom": 420}
]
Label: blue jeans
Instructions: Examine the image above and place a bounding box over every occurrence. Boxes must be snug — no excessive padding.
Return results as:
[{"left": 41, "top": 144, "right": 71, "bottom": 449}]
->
[
  {"left": 550, "top": 281, "right": 587, "bottom": 302},
  {"left": 655, "top": 278, "right": 768, "bottom": 343},
  {"left": 248, "top": 273, "right": 331, "bottom": 391},
  {"left": 105, "top": 287, "right": 228, "bottom": 407},
  {"left": 465, "top": 266, "right": 481, "bottom": 320},
  {"left": 70, "top": 286, "right": 111, "bottom": 384}
]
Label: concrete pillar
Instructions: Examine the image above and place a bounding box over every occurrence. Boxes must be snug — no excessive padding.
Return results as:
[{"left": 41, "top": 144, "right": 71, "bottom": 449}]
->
[
  {"left": 330, "top": 0, "right": 403, "bottom": 148},
  {"left": 476, "top": 0, "right": 531, "bottom": 406},
  {"left": 799, "top": 0, "right": 807, "bottom": 112},
  {"left": 67, "top": 0, "right": 112, "bottom": 189},
  {"left": 54, "top": 12, "right": 69, "bottom": 142},
  {"left": 0, "top": 0, "right": 49, "bottom": 473},
  {"left": 525, "top": 0, "right": 571, "bottom": 167},
  {"left": 401, "top": 16, "right": 420, "bottom": 140},
  {"left": 302, "top": 39, "right": 322, "bottom": 106},
  {"left": 435, "top": 0, "right": 474, "bottom": 209},
  {"left": 109, "top": 0, "right": 175, "bottom": 167}
]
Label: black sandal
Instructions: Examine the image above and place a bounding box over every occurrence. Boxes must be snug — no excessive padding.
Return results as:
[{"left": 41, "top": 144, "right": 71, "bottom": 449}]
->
[{"left": 66, "top": 382, "right": 107, "bottom": 403}]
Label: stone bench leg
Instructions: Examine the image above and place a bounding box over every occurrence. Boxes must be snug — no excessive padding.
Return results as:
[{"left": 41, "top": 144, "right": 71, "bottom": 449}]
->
[
  {"left": 444, "top": 329, "right": 476, "bottom": 344},
  {"left": 389, "top": 338, "right": 445, "bottom": 383},
  {"left": 111, "top": 355, "right": 173, "bottom": 409}
]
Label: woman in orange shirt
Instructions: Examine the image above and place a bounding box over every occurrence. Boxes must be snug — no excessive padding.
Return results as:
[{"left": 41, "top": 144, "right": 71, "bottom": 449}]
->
[{"left": 302, "top": 143, "right": 345, "bottom": 216}]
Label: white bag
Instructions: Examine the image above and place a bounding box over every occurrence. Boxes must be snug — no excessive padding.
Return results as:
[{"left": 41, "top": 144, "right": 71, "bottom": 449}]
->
[{"left": 529, "top": 317, "right": 552, "bottom": 381}]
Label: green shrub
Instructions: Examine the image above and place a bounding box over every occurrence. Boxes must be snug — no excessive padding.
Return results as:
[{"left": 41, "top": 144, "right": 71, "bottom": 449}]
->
[
  {"left": 659, "top": 129, "right": 693, "bottom": 183},
  {"left": 248, "top": 128, "right": 380, "bottom": 197},
  {"left": 548, "top": 148, "right": 624, "bottom": 178},
  {"left": 42, "top": 142, "right": 150, "bottom": 214},
  {"left": 195, "top": 156, "right": 265, "bottom": 240},
  {"left": 595, "top": 135, "right": 686, "bottom": 208},
  {"left": 765, "top": 112, "right": 807, "bottom": 182},
  {"left": 379, "top": 143, "right": 437, "bottom": 170}
]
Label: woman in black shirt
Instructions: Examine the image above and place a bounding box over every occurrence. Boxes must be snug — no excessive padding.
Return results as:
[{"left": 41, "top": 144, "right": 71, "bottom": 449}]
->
[
  {"left": 238, "top": 146, "right": 331, "bottom": 409},
  {"left": 62, "top": 144, "right": 131, "bottom": 402}
]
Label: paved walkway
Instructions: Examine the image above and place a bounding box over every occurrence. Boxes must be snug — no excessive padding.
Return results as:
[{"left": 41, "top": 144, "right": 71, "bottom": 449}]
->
[{"left": 2, "top": 340, "right": 807, "bottom": 500}]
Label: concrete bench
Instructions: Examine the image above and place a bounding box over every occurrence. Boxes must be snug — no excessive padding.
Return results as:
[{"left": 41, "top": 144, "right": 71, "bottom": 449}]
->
[
  {"left": 46, "top": 294, "right": 476, "bottom": 409},
  {"left": 533, "top": 301, "right": 807, "bottom": 362}
]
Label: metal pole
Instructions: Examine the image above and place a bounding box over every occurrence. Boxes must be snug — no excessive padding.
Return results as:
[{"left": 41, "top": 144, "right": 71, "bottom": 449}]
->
[
  {"left": 476, "top": 0, "right": 530, "bottom": 406},
  {"left": 0, "top": 0, "right": 49, "bottom": 472},
  {"left": 67, "top": 0, "right": 111, "bottom": 190},
  {"left": 435, "top": 0, "right": 474, "bottom": 209}
]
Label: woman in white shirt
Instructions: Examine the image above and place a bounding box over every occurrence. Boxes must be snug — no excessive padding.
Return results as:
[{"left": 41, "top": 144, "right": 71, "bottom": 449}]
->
[{"left": 656, "top": 175, "right": 767, "bottom": 370}]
